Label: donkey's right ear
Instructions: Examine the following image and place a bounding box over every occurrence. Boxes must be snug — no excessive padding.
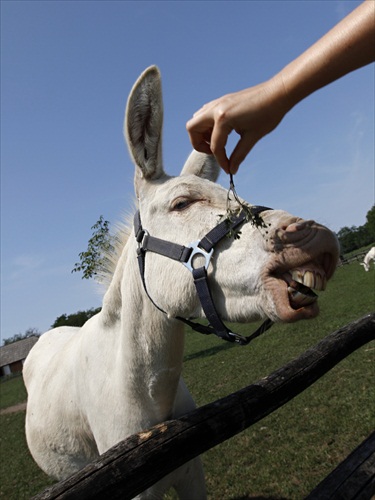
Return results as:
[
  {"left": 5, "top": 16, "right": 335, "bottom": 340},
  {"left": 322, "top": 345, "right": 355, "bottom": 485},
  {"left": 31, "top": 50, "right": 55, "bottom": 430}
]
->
[{"left": 124, "top": 66, "right": 165, "bottom": 193}]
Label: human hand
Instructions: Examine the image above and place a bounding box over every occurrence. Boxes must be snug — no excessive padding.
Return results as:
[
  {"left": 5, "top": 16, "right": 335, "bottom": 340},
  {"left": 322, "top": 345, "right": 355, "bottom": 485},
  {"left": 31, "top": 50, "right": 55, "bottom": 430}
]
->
[
  {"left": 187, "top": 0, "right": 375, "bottom": 175},
  {"left": 186, "top": 77, "right": 289, "bottom": 174}
]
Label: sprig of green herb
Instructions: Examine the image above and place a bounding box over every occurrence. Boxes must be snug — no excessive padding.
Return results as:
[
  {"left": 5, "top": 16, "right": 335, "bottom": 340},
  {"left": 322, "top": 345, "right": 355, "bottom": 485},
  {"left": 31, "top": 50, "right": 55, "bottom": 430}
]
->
[{"left": 219, "top": 174, "right": 269, "bottom": 240}]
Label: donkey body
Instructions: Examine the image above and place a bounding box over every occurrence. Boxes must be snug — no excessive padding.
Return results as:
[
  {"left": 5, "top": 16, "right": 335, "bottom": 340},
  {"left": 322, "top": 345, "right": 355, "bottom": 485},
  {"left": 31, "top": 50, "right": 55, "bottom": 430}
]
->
[
  {"left": 360, "top": 246, "right": 375, "bottom": 271},
  {"left": 24, "top": 66, "right": 339, "bottom": 499}
]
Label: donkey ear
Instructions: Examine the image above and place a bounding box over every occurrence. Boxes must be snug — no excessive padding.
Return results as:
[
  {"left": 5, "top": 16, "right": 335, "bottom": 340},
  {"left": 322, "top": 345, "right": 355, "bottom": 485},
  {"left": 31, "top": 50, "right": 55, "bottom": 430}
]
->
[
  {"left": 180, "top": 150, "right": 221, "bottom": 182},
  {"left": 124, "top": 66, "right": 164, "bottom": 189}
]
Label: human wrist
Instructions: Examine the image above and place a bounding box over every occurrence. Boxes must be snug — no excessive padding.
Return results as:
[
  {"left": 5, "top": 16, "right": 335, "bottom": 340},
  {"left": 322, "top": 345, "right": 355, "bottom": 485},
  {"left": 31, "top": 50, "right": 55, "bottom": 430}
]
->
[{"left": 267, "top": 72, "right": 295, "bottom": 119}]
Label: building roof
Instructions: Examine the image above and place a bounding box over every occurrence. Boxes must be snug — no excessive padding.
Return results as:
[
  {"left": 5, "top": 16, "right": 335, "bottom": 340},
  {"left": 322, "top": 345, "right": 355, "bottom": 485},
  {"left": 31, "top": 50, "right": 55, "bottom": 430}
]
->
[{"left": 0, "top": 336, "right": 39, "bottom": 367}]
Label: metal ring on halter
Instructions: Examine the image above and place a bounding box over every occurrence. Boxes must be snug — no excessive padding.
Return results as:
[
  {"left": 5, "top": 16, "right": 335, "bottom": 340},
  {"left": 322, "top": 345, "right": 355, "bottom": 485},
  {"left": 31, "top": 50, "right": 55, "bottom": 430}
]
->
[{"left": 183, "top": 241, "right": 214, "bottom": 272}]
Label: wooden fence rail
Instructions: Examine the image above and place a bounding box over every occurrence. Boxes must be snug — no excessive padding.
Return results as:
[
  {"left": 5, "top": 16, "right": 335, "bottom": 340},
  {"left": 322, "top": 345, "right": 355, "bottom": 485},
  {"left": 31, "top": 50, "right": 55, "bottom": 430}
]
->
[
  {"left": 339, "top": 251, "right": 367, "bottom": 266},
  {"left": 306, "top": 430, "right": 375, "bottom": 500},
  {"left": 34, "top": 313, "right": 375, "bottom": 500}
]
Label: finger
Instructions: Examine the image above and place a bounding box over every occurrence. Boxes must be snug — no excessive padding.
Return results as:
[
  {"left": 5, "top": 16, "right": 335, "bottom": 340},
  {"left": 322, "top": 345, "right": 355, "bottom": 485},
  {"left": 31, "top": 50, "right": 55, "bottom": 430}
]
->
[
  {"left": 187, "top": 105, "right": 215, "bottom": 128},
  {"left": 210, "top": 123, "right": 232, "bottom": 173},
  {"left": 186, "top": 126, "right": 214, "bottom": 156},
  {"left": 186, "top": 112, "right": 212, "bottom": 135},
  {"left": 192, "top": 99, "right": 220, "bottom": 118},
  {"left": 228, "top": 133, "right": 259, "bottom": 174},
  {"left": 192, "top": 140, "right": 213, "bottom": 155}
]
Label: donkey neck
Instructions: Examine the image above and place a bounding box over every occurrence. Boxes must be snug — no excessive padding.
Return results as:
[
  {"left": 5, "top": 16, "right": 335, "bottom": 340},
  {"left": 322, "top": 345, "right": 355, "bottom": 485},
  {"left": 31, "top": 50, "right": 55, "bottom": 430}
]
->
[{"left": 101, "top": 238, "right": 186, "bottom": 420}]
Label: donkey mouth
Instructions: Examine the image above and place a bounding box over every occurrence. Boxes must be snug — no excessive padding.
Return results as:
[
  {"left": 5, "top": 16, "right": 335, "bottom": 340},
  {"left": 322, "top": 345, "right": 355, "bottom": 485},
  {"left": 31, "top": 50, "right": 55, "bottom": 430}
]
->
[{"left": 282, "top": 267, "right": 327, "bottom": 310}]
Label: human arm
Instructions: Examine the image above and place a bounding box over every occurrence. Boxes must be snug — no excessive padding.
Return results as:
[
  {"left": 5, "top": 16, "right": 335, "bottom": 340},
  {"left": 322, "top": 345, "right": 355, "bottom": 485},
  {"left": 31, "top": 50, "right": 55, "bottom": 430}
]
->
[{"left": 186, "top": 0, "right": 375, "bottom": 174}]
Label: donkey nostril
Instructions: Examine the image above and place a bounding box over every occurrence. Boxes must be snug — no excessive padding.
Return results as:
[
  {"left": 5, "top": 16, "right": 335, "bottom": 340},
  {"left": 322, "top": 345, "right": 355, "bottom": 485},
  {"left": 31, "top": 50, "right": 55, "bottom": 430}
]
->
[{"left": 284, "top": 220, "right": 313, "bottom": 233}]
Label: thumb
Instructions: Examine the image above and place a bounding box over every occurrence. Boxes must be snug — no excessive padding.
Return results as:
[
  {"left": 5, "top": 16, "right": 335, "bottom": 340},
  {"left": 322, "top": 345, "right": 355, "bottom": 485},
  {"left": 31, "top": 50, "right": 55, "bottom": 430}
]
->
[{"left": 228, "top": 133, "right": 259, "bottom": 174}]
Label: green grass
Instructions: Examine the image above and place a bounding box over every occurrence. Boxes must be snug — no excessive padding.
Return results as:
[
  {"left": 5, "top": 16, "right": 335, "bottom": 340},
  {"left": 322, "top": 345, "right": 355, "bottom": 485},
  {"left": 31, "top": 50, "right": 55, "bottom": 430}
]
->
[
  {"left": 0, "top": 261, "right": 374, "bottom": 499},
  {"left": 0, "top": 413, "right": 55, "bottom": 498},
  {"left": 0, "top": 375, "right": 27, "bottom": 409}
]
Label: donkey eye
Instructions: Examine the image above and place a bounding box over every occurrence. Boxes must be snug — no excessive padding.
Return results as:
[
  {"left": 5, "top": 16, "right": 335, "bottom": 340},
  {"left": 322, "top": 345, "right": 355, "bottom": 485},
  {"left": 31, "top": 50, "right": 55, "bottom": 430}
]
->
[{"left": 172, "top": 198, "right": 194, "bottom": 211}]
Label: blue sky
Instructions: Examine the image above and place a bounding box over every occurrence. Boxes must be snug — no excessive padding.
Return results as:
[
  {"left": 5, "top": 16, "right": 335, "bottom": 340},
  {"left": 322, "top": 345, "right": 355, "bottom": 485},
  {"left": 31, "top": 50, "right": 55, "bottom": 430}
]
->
[{"left": 1, "top": 0, "right": 374, "bottom": 342}]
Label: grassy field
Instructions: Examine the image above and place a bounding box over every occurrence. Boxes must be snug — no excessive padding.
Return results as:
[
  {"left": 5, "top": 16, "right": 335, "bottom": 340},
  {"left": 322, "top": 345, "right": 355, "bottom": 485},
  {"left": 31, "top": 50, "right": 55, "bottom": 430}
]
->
[
  {"left": 0, "top": 260, "right": 374, "bottom": 499},
  {"left": 0, "top": 376, "right": 27, "bottom": 410}
]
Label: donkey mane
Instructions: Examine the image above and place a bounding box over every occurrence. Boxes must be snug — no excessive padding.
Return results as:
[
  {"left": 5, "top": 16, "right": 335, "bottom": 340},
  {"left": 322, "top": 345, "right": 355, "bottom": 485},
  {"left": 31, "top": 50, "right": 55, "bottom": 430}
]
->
[{"left": 98, "top": 208, "right": 135, "bottom": 290}]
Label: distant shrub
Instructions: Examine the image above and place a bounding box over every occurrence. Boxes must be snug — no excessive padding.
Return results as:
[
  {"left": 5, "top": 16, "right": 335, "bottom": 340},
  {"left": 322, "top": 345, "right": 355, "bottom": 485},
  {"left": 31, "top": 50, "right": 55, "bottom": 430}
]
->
[{"left": 51, "top": 307, "right": 101, "bottom": 328}]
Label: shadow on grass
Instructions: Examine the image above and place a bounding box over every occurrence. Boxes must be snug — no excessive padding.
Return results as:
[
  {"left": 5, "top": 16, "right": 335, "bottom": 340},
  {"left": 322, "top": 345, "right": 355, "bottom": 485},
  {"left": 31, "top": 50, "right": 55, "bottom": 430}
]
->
[{"left": 184, "top": 341, "right": 235, "bottom": 361}]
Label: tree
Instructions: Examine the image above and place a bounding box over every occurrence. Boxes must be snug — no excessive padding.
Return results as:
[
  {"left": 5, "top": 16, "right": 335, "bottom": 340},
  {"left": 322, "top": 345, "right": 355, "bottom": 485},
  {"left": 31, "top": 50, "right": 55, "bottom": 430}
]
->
[
  {"left": 337, "top": 226, "right": 358, "bottom": 253},
  {"left": 365, "top": 205, "right": 375, "bottom": 241},
  {"left": 336, "top": 205, "right": 374, "bottom": 254},
  {"left": 72, "top": 216, "right": 114, "bottom": 280},
  {"left": 52, "top": 308, "right": 101, "bottom": 328},
  {"left": 3, "top": 327, "right": 40, "bottom": 346}
]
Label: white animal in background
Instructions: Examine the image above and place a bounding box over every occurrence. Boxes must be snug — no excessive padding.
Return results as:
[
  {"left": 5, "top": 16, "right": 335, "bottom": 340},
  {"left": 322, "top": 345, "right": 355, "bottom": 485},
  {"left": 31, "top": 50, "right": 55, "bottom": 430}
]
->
[
  {"left": 23, "top": 66, "right": 339, "bottom": 500},
  {"left": 360, "top": 246, "right": 375, "bottom": 271}
]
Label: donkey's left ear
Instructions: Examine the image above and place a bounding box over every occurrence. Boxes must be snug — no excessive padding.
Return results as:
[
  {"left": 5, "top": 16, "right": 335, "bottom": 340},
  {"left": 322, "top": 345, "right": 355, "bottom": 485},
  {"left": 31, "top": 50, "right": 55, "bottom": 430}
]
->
[
  {"left": 180, "top": 150, "right": 221, "bottom": 182},
  {"left": 124, "top": 66, "right": 164, "bottom": 189}
]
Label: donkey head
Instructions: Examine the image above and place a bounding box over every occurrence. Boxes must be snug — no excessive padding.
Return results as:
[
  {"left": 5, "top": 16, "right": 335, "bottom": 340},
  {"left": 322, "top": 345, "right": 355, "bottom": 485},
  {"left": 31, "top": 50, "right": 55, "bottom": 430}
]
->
[{"left": 124, "top": 66, "right": 339, "bottom": 325}]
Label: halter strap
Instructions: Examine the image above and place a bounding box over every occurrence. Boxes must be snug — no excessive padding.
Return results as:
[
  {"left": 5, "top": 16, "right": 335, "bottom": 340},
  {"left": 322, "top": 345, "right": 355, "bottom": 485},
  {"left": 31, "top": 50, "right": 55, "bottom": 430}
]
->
[{"left": 134, "top": 207, "right": 274, "bottom": 345}]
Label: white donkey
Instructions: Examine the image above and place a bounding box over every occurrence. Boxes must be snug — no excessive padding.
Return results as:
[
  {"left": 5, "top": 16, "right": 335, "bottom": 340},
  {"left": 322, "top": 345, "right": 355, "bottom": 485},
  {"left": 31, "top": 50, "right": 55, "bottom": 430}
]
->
[
  {"left": 360, "top": 246, "right": 375, "bottom": 271},
  {"left": 24, "top": 66, "right": 339, "bottom": 499}
]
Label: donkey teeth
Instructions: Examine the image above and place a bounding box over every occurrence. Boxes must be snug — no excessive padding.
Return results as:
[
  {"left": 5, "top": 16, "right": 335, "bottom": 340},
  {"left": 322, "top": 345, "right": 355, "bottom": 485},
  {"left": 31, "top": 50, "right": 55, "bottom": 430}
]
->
[
  {"left": 291, "top": 269, "right": 327, "bottom": 292},
  {"left": 287, "top": 287, "right": 317, "bottom": 307}
]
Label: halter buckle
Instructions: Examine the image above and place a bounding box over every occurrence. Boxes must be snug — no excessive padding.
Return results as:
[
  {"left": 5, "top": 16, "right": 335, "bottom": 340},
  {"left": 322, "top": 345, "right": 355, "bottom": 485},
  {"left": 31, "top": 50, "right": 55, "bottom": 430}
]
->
[
  {"left": 137, "top": 229, "right": 149, "bottom": 251},
  {"left": 227, "top": 331, "right": 249, "bottom": 345},
  {"left": 183, "top": 241, "right": 214, "bottom": 272}
]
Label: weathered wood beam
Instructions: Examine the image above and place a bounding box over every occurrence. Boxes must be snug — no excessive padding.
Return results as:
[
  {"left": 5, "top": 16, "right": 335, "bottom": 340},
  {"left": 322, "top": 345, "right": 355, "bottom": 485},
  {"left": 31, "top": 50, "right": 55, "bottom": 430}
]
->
[
  {"left": 305, "top": 431, "right": 375, "bottom": 500},
  {"left": 33, "top": 313, "right": 375, "bottom": 500}
]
